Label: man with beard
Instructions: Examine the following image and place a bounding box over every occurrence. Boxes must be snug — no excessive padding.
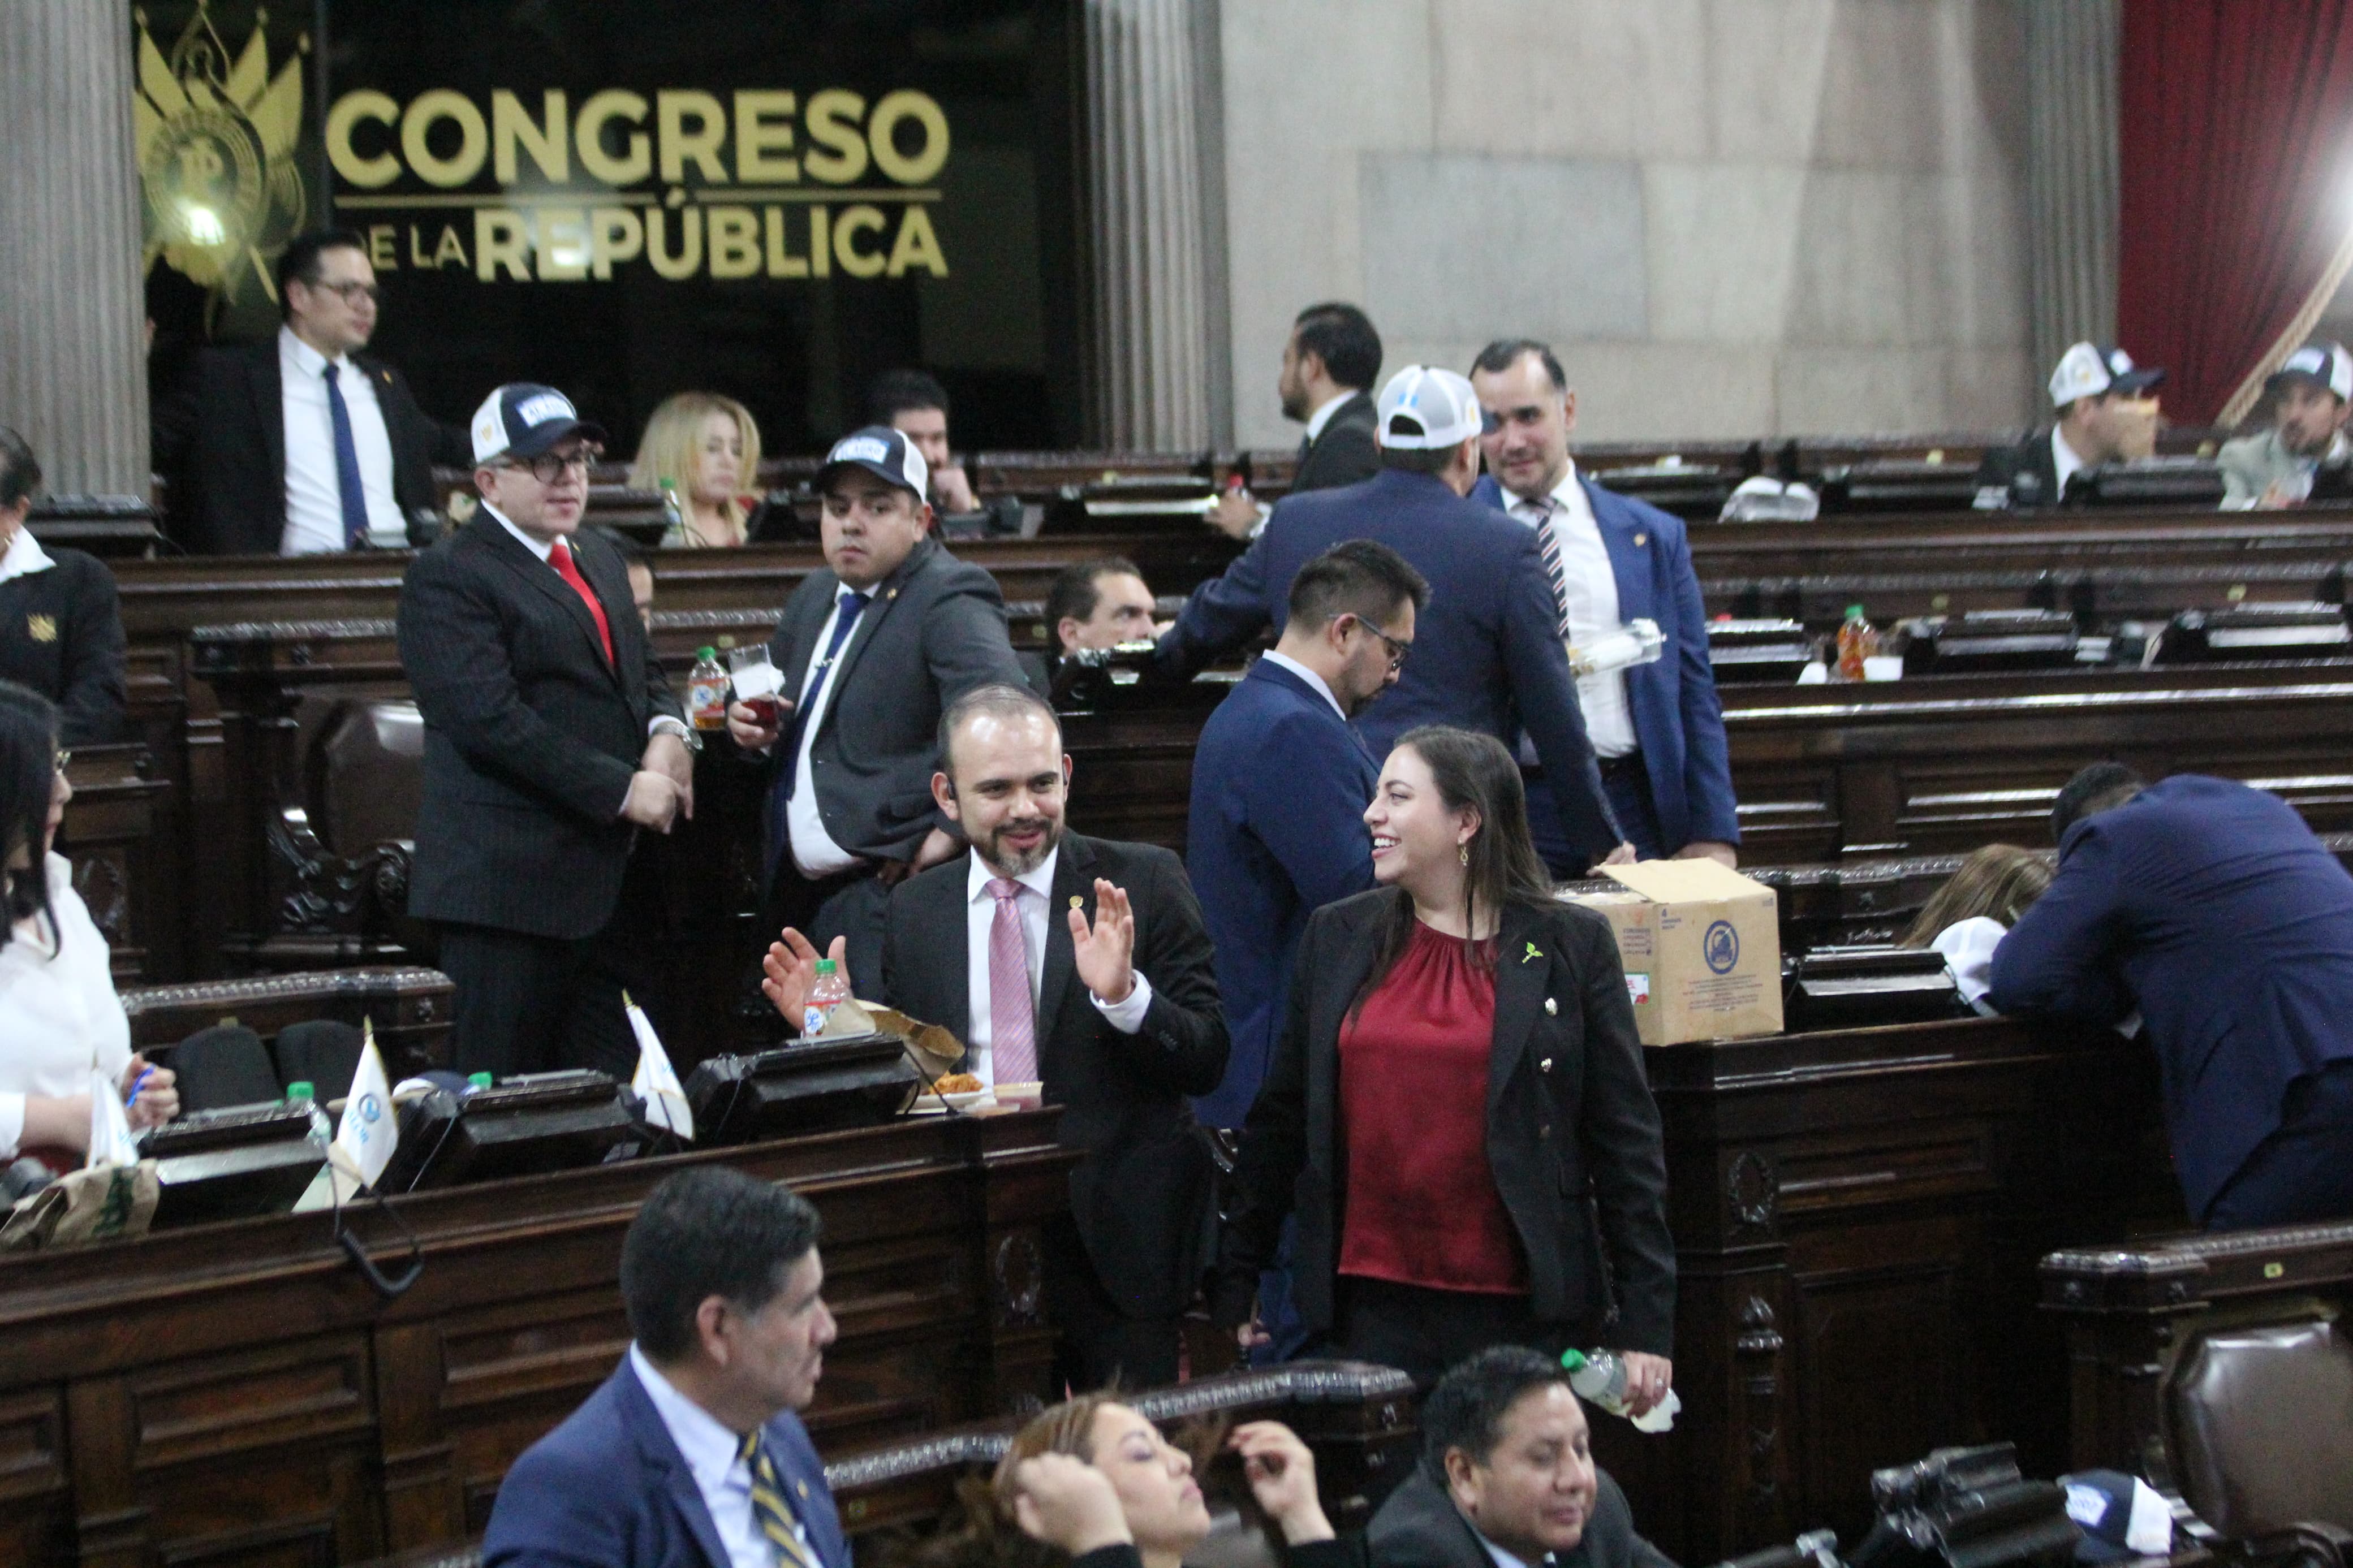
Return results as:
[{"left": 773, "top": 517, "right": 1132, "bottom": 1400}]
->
[
  {"left": 1210, "top": 303, "right": 1384, "bottom": 539},
  {"left": 2221, "top": 342, "right": 2353, "bottom": 509},
  {"left": 761, "top": 683, "right": 1227, "bottom": 1390}
]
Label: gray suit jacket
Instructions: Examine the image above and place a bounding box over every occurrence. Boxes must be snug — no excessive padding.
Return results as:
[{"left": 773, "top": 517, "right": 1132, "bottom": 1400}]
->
[{"left": 764, "top": 534, "right": 1027, "bottom": 870}]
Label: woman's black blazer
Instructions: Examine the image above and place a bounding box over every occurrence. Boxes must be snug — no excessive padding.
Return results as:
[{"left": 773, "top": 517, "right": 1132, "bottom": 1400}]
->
[{"left": 1209, "top": 888, "right": 1675, "bottom": 1355}]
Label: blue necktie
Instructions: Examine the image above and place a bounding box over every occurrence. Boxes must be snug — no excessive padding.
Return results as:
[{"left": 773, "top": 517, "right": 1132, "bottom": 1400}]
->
[
  {"left": 768, "top": 589, "right": 872, "bottom": 877},
  {"left": 321, "top": 362, "right": 370, "bottom": 548}
]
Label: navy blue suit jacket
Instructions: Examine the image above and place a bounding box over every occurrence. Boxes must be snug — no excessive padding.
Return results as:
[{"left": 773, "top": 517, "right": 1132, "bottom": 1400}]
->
[
  {"left": 1470, "top": 472, "right": 1739, "bottom": 851},
  {"left": 1988, "top": 775, "right": 2353, "bottom": 1220},
  {"left": 1159, "top": 468, "right": 1619, "bottom": 863},
  {"left": 1186, "top": 659, "right": 1380, "bottom": 1127},
  {"left": 482, "top": 1359, "right": 850, "bottom": 1568}
]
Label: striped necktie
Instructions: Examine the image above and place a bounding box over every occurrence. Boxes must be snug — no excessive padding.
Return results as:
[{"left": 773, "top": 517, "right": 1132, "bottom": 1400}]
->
[
  {"left": 1519, "top": 496, "right": 1573, "bottom": 639},
  {"left": 742, "top": 1429, "right": 818, "bottom": 1568}
]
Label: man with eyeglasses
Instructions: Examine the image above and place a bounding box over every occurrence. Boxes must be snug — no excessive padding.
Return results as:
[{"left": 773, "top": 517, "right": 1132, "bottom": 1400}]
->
[
  {"left": 398, "top": 384, "right": 693, "bottom": 1079},
  {"left": 156, "top": 227, "right": 467, "bottom": 556},
  {"left": 1159, "top": 366, "right": 1628, "bottom": 875}
]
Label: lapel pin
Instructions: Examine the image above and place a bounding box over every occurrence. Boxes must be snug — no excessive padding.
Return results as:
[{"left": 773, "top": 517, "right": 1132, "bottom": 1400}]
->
[
  {"left": 1544, "top": 997, "right": 1558, "bottom": 1016},
  {"left": 796, "top": 1479, "right": 809, "bottom": 1498},
  {"left": 1070, "top": 895, "right": 1084, "bottom": 909},
  {"left": 1523, "top": 941, "right": 1543, "bottom": 964},
  {"left": 1634, "top": 532, "right": 1648, "bottom": 546}
]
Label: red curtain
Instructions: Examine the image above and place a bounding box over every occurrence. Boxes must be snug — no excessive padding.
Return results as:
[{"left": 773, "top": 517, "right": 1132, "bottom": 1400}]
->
[{"left": 2118, "top": 1, "right": 2353, "bottom": 424}]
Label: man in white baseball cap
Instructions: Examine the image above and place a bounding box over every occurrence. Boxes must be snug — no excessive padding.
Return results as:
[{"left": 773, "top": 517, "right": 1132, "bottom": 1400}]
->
[
  {"left": 1975, "top": 343, "right": 2166, "bottom": 507},
  {"left": 1160, "top": 365, "right": 1628, "bottom": 873},
  {"left": 2220, "top": 342, "right": 2353, "bottom": 509}
]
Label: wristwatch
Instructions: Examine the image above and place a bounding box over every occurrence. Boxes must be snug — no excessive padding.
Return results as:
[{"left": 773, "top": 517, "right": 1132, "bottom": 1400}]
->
[{"left": 651, "top": 715, "right": 701, "bottom": 753}]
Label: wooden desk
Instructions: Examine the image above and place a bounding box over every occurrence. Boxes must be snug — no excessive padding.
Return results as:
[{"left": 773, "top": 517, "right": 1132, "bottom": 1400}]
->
[
  {"left": 0, "top": 1109, "right": 1078, "bottom": 1568},
  {"left": 51, "top": 744, "right": 171, "bottom": 983}
]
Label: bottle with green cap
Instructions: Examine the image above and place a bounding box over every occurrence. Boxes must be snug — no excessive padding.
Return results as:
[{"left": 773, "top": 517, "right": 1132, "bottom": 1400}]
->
[
  {"left": 689, "top": 646, "right": 728, "bottom": 731},
  {"left": 285, "top": 1080, "right": 314, "bottom": 1105},
  {"left": 1559, "top": 1347, "right": 1630, "bottom": 1415},
  {"left": 468, "top": 1072, "right": 494, "bottom": 1092},
  {"left": 658, "top": 477, "right": 687, "bottom": 537},
  {"left": 1837, "top": 603, "right": 1876, "bottom": 680},
  {"left": 805, "top": 957, "right": 852, "bottom": 1037}
]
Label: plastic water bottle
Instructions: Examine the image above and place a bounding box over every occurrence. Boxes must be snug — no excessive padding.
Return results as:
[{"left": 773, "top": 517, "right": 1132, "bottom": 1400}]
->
[
  {"left": 688, "top": 646, "right": 729, "bottom": 732},
  {"left": 1837, "top": 604, "right": 1877, "bottom": 681},
  {"left": 659, "top": 477, "right": 687, "bottom": 535},
  {"left": 1567, "top": 618, "right": 1667, "bottom": 677},
  {"left": 805, "top": 958, "right": 851, "bottom": 1037},
  {"left": 1560, "top": 1347, "right": 1631, "bottom": 1415}
]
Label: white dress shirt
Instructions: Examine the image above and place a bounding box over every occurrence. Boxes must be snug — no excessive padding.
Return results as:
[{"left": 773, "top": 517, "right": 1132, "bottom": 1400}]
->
[
  {"left": 0, "top": 525, "right": 57, "bottom": 586},
  {"left": 960, "top": 845, "right": 1153, "bottom": 1085},
  {"left": 1258, "top": 649, "right": 1346, "bottom": 720},
  {"left": 0, "top": 854, "right": 132, "bottom": 1157},
  {"left": 1506, "top": 461, "right": 1638, "bottom": 757},
  {"left": 2051, "top": 426, "right": 2088, "bottom": 499},
  {"left": 1302, "top": 390, "right": 1354, "bottom": 444},
  {"left": 628, "top": 1345, "right": 812, "bottom": 1568},
  {"left": 278, "top": 326, "right": 402, "bottom": 555},
  {"left": 786, "top": 593, "right": 864, "bottom": 878}
]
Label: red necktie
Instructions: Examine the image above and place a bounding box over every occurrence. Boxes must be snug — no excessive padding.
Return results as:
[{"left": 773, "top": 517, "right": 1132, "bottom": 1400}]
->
[{"left": 549, "top": 537, "right": 614, "bottom": 663}]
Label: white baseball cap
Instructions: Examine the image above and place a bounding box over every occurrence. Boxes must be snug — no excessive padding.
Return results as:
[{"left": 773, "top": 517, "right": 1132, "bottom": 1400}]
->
[
  {"left": 2267, "top": 342, "right": 2353, "bottom": 402},
  {"left": 1375, "top": 365, "right": 1493, "bottom": 450},
  {"left": 471, "top": 382, "right": 606, "bottom": 465},
  {"left": 2048, "top": 343, "right": 2165, "bottom": 408}
]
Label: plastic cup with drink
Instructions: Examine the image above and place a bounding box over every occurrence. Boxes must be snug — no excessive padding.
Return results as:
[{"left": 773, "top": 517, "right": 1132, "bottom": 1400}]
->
[{"left": 728, "top": 646, "right": 786, "bottom": 730}]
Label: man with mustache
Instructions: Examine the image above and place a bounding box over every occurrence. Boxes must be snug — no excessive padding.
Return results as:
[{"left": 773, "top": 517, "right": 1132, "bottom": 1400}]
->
[{"left": 762, "top": 682, "right": 1227, "bottom": 1390}]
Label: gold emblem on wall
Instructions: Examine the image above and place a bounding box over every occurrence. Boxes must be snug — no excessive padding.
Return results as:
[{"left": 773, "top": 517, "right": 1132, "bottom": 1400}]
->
[{"left": 132, "top": 3, "right": 309, "bottom": 308}]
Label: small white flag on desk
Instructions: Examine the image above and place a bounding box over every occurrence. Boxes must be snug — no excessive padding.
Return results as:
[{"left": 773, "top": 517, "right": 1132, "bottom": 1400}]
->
[
  {"left": 86, "top": 1066, "right": 139, "bottom": 1169},
  {"left": 627, "top": 993, "right": 694, "bottom": 1139},
  {"left": 329, "top": 1020, "right": 397, "bottom": 1204}
]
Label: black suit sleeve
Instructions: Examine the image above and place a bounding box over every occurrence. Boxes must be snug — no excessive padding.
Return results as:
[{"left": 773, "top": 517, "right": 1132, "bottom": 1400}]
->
[
  {"left": 57, "top": 558, "right": 127, "bottom": 746},
  {"left": 397, "top": 546, "right": 639, "bottom": 823},
  {"left": 1292, "top": 412, "right": 1377, "bottom": 493},
  {"left": 1112, "top": 848, "right": 1229, "bottom": 1096},
  {"left": 1210, "top": 905, "right": 1324, "bottom": 1325},
  {"left": 1563, "top": 909, "right": 1675, "bottom": 1355}
]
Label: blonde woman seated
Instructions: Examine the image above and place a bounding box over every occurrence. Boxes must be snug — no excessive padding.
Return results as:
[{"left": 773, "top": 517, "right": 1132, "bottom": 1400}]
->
[
  {"left": 0, "top": 683, "right": 176, "bottom": 1167},
  {"left": 981, "top": 1395, "right": 1355, "bottom": 1568},
  {"left": 1900, "top": 844, "right": 2054, "bottom": 1014},
  {"left": 631, "top": 392, "right": 766, "bottom": 548}
]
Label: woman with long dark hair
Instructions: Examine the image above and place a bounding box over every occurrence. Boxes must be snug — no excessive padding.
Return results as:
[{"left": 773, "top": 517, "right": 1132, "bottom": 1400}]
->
[
  {"left": 0, "top": 681, "right": 176, "bottom": 1164},
  {"left": 1210, "top": 726, "right": 1675, "bottom": 1398}
]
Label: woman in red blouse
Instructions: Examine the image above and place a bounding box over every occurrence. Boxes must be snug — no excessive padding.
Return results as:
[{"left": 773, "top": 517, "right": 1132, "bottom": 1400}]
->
[{"left": 1210, "top": 727, "right": 1675, "bottom": 1403}]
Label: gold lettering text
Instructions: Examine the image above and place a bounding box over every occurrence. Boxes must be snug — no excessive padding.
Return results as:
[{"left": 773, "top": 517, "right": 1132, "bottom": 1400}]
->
[
  {"left": 475, "top": 209, "right": 532, "bottom": 281},
  {"left": 708, "top": 206, "right": 760, "bottom": 278},
  {"left": 868, "top": 90, "right": 949, "bottom": 185},
  {"left": 657, "top": 90, "right": 729, "bottom": 183},
  {"left": 404, "top": 90, "right": 489, "bottom": 189},
  {"left": 809, "top": 206, "right": 831, "bottom": 277},
  {"left": 433, "top": 224, "right": 469, "bottom": 269},
  {"left": 646, "top": 206, "right": 702, "bottom": 279},
  {"left": 325, "top": 90, "right": 400, "bottom": 188},
  {"left": 368, "top": 224, "right": 399, "bottom": 270},
  {"left": 803, "top": 90, "right": 868, "bottom": 184},
  {"left": 591, "top": 209, "right": 644, "bottom": 279},
  {"left": 576, "top": 90, "right": 652, "bottom": 185},
  {"left": 493, "top": 89, "right": 570, "bottom": 184},
  {"left": 538, "top": 209, "right": 591, "bottom": 280},
  {"left": 834, "top": 204, "right": 886, "bottom": 277},
  {"left": 885, "top": 205, "right": 947, "bottom": 277},
  {"left": 764, "top": 206, "right": 808, "bottom": 278},
  {"left": 735, "top": 90, "right": 798, "bottom": 182}
]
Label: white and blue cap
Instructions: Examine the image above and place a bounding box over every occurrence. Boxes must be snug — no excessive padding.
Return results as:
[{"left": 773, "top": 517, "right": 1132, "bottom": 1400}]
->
[
  {"left": 2059, "top": 1470, "right": 2173, "bottom": 1563},
  {"left": 470, "top": 383, "right": 607, "bottom": 465},
  {"left": 2049, "top": 343, "right": 2166, "bottom": 408},
  {"left": 816, "top": 425, "right": 930, "bottom": 498},
  {"left": 1376, "top": 365, "right": 1495, "bottom": 450},
  {"left": 2267, "top": 340, "right": 2353, "bottom": 401}
]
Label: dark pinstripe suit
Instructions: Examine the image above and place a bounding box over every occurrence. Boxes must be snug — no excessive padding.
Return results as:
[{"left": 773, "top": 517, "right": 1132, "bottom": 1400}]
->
[{"left": 398, "top": 515, "right": 683, "bottom": 1075}]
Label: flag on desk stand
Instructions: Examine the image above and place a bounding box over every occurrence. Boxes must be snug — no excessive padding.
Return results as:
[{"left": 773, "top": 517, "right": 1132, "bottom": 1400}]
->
[
  {"left": 328, "top": 1020, "right": 397, "bottom": 1205},
  {"left": 627, "top": 992, "right": 693, "bottom": 1141}
]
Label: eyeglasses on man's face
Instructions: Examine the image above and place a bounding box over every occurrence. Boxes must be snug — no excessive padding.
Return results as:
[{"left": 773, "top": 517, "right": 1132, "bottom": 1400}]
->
[
  {"left": 307, "top": 278, "right": 383, "bottom": 306},
  {"left": 499, "top": 447, "right": 602, "bottom": 486},
  {"left": 1344, "top": 615, "right": 1412, "bottom": 671}
]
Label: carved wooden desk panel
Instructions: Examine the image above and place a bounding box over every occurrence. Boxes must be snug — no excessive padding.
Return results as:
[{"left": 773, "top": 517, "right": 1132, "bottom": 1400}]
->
[
  {"left": 0, "top": 1111, "right": 1076, "bottom": 1568},
  {"left": 1605, "top": 1016, "right": 2182, "bottom": 1565}
]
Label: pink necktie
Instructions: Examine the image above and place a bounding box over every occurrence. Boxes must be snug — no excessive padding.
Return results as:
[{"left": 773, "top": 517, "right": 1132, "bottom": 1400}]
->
[{"left": 987, "top": 879, "right": 1037, "bottom": 1083}]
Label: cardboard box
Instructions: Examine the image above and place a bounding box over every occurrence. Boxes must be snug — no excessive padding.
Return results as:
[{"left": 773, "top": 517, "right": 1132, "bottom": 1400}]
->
[{"left": 1566, "top": 860, "right": 1783, "bottom": 1046}]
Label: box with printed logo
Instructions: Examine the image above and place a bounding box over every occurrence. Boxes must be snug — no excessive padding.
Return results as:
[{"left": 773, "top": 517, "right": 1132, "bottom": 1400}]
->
[{"left": 1566, "top": 860, "right": 1782, "bottom": 1046}]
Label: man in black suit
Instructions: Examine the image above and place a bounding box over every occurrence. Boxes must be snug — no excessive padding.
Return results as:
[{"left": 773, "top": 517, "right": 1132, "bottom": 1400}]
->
[
  {"left": 1973, "top": 342, "right": 2164, "bottom": 509},
  {"left": 154, "top": 228, "right": 467, "bottom": 555},
  {"left": 1209, "top": 303, "right": 1384, "bottom": 539},
  {"left": 0, "top": 427, "right": 125, "bottom": 745},
  {"left": 726, "top": 427, "right": 1028, "bottom": 990},
  {"left": 1367, "top": 1347, "right": 1674, "bottom": 1568},
  {"left": 762, "top": 682, "right": 1227, "bottom": 1389},
  {"left": 398, "top": 384, "right": 692, "bottom": 1078}
]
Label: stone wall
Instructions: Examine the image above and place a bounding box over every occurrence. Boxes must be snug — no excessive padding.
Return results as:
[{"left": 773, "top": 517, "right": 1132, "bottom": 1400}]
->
[{"left": 1215, "top": 0, "right": 2036, "bottom": 446}]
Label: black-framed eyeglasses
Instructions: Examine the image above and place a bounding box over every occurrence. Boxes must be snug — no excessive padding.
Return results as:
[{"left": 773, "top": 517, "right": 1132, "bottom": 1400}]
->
[
  {"left": 499, "top": 447, "right": 602, "bottom": 485},
  {"left": 1344, "top": 615, "right": 1412, "bottom": 671},
  {"left": 308, "top": 278, "right": 383, "bottom": 306}
]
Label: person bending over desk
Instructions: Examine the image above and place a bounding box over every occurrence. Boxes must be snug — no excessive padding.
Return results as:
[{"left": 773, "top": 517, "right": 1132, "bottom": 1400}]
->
[
  {"left": 0, "top": 683, "right": 176, "bottom": 1166},
  {"left": 1898, "top": 844, "right": 2053, "bottom": 1015},
  {"left": 1210, "top": 726, "right": 1674, "bottom": 1396}
]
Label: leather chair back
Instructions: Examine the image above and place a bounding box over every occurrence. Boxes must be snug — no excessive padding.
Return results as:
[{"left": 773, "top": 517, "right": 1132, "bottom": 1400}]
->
[
  {"left": 316, "top": 700, "right": 425, "bottom": 858},
  {"left": 2165, "top": 1317, "right": 2353, "bottom": 1535},
  {"left": 167, "top": 1025, "right": 285, "bottom": 1114}
]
